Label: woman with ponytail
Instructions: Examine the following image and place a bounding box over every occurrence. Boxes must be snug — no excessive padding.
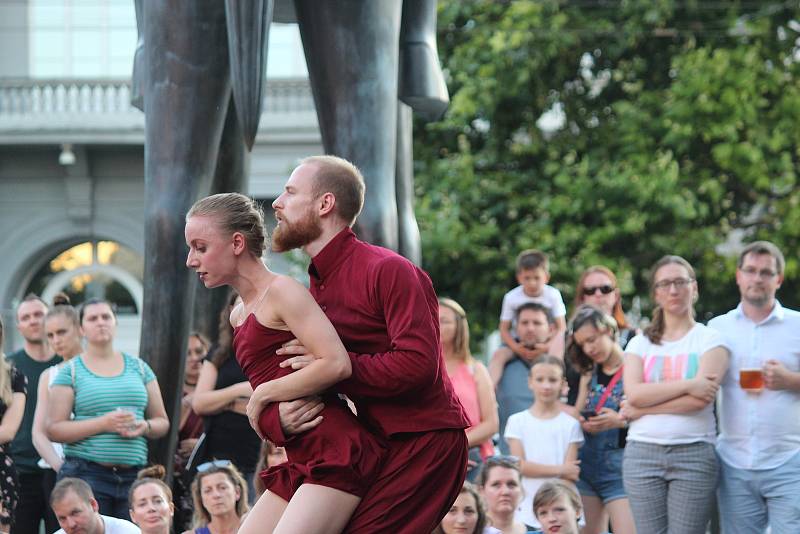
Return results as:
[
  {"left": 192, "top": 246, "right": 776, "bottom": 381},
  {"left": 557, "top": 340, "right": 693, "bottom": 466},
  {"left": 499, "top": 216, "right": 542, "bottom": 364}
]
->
[
  {"left": 129, "top": 465, "right": 175, "bottom": 534},
  {"left": 0, "top": 316, "right": 27, "bottom": 532},
  {"left": 621, "top": 255, "right": 729, "bottom": 534},
  {"left": 32, "top": 293, "right": 83, "bottom": 474}
]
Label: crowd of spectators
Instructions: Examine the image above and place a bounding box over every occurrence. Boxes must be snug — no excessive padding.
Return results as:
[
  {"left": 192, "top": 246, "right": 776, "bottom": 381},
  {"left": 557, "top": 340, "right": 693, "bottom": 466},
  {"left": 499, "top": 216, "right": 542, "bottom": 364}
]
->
[{"left": 0, "top": 239, "right": 797, "bottom": 533}]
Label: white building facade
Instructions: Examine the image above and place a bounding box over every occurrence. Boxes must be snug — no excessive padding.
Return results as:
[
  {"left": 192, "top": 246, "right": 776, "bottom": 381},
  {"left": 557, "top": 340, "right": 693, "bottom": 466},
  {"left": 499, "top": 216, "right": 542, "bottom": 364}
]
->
[{"left": 0, "top": 0, "right": 322, "bottom": 353}]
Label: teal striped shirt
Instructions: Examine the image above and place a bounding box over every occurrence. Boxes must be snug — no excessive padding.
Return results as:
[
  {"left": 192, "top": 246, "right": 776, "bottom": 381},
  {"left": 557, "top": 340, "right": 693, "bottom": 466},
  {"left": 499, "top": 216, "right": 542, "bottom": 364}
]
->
[{"left": 52, "top": 353, "right": 156, "bottom": 466}]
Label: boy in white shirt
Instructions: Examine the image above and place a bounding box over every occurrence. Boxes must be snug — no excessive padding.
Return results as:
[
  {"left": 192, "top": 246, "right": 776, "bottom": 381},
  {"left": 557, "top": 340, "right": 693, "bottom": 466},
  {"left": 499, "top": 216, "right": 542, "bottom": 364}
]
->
[{"left": 489, "top": 250, "right": 567, "bottom": 384}]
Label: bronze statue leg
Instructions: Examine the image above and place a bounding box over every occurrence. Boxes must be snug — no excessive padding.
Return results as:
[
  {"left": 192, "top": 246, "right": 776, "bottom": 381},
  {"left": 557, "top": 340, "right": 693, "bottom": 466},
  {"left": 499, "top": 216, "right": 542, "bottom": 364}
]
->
[
  {"left": 139, "top": 0, "right": 233, "bottom": 469},
  {"left": 395, "top": 102, "right": 422, "bottom": 264},
  {"left": 294, "top": 0, "right": 403, "bottom": 250},
  {"left": 192, "top": 98, "right": 250, "bottom": 346}
]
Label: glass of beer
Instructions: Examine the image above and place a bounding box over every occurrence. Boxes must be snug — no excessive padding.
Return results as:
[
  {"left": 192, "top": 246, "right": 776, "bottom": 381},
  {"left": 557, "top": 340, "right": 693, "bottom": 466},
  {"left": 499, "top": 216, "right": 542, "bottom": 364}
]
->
[{"left": 739, "top": 368, "right": 764, "bottom": 392}]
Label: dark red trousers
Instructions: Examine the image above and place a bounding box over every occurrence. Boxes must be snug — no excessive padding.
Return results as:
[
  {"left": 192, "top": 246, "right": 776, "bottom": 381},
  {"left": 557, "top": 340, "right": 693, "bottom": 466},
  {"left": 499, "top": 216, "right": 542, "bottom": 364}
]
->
[{"left": 343, "top": 428, "right": 468, "bottom": 534}]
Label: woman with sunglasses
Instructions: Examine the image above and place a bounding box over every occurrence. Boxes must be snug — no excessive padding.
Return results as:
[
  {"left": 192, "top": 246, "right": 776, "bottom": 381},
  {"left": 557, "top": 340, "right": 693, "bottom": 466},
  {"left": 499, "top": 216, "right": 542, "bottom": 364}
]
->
[
  {"left": 621, "top": 255, "right": 729, "bottom": 534},
  {"left": 572, "top": 266, "right": 636, "bottom": 349},
  {"left": 184, "top": 460, "right": 249, "bottom": 534},
  {"left": 566, "top": 306, "right": 635, "bottom": 534},
  {"left": 476, "top": 456, "right": 529, "bottom": 534}
]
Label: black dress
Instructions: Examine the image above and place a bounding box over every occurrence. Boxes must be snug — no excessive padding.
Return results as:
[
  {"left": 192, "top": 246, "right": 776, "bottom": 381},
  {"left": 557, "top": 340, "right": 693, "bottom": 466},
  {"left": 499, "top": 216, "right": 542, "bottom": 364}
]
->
[{"left": 0, "top": 366, "right": 27, "bottom": 529}]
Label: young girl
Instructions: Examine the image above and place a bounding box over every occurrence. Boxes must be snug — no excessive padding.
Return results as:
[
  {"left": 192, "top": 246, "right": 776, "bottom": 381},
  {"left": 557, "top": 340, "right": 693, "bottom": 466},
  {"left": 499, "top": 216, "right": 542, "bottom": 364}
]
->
[
  {"left": 567, "top": 306, "right": 635, "bottom": 534},
  {"left": 504, "top": 355, "right": 583, "bottom": 529},
  {"left": 622, "top": 255, "right": 729, "bottom": 534},
  {"left": 185, "top": 192, "right": 386, "bottom": 534},
  {"left": 533, "top": 480, "right": 585, "bottom": 534}
]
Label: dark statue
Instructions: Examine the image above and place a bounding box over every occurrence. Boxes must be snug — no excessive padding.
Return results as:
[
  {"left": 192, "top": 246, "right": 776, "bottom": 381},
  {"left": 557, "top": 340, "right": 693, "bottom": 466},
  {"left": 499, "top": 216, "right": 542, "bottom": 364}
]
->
[{"left": 132, "top": 0, "right": 449, "bottom": 473}]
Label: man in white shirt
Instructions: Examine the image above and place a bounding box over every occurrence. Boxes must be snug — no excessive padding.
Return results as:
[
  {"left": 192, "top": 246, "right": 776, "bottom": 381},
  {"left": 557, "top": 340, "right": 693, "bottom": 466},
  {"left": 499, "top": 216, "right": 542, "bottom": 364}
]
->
[
  {"left": 709, "top": 241, "right": 800, "bottom": 534},
  {"left": 50, "top": 478, "right": 140, "bottom": 534}
]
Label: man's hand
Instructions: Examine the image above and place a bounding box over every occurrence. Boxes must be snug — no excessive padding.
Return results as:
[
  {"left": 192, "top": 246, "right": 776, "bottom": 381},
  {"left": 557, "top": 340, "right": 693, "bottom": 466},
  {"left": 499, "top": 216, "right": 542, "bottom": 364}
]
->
[
  {"left": 517, "top": 342, "right": 548, "bottom": 363},
  {"left": 277, "top": 397, "right": 325, "bottom": 436},
  {"left": 277, "top": 339, "right": 320, "bottom": 370},
  {"left": 764, "top": 359, "right": 797, "bottom": 391}
]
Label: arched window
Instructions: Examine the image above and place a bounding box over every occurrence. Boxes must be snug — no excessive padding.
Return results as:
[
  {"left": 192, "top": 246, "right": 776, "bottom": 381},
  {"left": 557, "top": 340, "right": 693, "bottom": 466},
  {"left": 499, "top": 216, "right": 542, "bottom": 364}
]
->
[{"left": 26, "top": 240, "right": 142, "bottom": 314}]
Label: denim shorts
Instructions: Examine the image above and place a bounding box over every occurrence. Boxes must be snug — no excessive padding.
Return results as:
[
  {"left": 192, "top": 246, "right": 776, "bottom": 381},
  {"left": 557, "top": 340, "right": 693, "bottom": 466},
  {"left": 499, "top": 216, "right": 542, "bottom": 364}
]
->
[{"left": 576, "top": 447, "right": 626, "bottom": 504}]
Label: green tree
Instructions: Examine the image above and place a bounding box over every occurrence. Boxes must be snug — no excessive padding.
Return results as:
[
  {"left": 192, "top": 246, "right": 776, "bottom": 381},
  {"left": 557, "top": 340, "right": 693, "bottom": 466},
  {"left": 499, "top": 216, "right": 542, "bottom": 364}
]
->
[{"left": 415, "top": 1, "right": 800, "bottom": 349}]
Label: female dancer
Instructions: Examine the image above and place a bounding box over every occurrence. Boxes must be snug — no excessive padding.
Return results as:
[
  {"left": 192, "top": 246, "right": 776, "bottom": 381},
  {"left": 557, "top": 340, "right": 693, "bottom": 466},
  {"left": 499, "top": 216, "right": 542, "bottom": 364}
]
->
[
  {"left": 622, "top": 255, "right": 728, "bottom": 533},
  {"left": 0, "top": 317, "right": 27, "bottom": 532},
  {"left": 47, "top": 299, "right": 170, "bottom": 519},
  {"left": 185, "top": 193, "right": 385, "bottom": 534}
]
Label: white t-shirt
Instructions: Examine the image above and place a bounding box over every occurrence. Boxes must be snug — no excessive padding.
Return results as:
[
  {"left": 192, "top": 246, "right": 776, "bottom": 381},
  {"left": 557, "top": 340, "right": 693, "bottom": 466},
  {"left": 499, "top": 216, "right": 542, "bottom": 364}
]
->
[
  {"left": 499, "top": 284, "right": 567, "bottom": 324},
  {"left": 625, "top": 324, "right": 727, "bottom": 445},
  {"left": 55, "top": 514, "right": 140, "bottom": 534},
  {"left": 504, "top": 410, "right": 583, "bottom": 528}
]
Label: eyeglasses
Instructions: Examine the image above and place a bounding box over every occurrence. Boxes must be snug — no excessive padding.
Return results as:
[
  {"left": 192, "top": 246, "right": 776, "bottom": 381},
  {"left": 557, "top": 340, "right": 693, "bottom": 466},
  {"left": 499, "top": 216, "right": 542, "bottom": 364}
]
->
[
  {"left": 740, "top": 267, "right": 777, "bottom": 279},
  {"left": 582, "top": 285, "right": 615, "bottom": 296},
  {"left": 653, "top": 278, "right": 694, "bottom": 291},
  {"left": 196, "top": 459, "right": 232, "bottom": 473}
]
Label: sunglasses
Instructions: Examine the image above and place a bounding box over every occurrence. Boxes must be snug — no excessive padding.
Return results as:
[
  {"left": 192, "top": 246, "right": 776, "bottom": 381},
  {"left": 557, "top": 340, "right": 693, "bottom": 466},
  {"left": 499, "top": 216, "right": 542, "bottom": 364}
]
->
[
  {"left": 582, "top": 285, "right": 615, "bottom": 296},
  {"left": 196, "top": 459, "right": 232, "bottom": 473}
]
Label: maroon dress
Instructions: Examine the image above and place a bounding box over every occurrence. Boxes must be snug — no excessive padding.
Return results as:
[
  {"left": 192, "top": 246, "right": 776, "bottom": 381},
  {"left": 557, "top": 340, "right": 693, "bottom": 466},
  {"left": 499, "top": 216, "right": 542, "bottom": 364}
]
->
[{"left": 232, "top": 313, "right": 386, "bottom": 500}]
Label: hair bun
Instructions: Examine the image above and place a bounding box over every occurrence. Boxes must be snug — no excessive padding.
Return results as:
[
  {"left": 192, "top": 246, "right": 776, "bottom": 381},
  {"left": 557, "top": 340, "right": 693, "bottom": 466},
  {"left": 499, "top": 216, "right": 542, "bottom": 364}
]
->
[
  {"left": 137, "top": 464, "right": 166, "bottom": 481},
  {"left": 52, "top": 293, "right": 71, "bottom": 306}
]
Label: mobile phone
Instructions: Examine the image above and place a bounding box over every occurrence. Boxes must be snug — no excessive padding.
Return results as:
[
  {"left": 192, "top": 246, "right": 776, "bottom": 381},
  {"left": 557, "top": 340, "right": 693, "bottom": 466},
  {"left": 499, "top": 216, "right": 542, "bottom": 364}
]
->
[{"left": 580, "top": 409, "right": 597, "bottom": 419}]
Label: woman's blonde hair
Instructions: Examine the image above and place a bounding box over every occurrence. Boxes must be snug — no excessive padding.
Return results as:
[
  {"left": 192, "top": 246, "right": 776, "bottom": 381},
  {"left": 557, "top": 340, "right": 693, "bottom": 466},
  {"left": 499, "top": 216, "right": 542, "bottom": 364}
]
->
[
  {"left": 438, "top": 298, "right": 473, "bottom": 363},
  {"left": 0, "top": 317, "right": 12, "bottom": 406},
  {"left": 187, "top": 193, "right": 267, "bottom": 258},
  {"left": 190, "top": 461, "right": 249, "bottom": 527}
]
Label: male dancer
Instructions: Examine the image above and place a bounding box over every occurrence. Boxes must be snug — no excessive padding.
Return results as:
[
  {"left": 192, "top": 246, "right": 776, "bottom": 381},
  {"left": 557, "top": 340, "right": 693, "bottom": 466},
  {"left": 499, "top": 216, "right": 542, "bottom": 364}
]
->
[{"left": 248, "top": 155, "right": 469, "bottom": 533}]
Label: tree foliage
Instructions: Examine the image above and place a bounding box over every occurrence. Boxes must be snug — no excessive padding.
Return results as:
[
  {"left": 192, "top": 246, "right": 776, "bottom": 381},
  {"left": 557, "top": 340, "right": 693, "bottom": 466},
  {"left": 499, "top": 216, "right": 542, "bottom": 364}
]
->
[{"left": 414, "top": 0, "right": 800, "bottom": 347}]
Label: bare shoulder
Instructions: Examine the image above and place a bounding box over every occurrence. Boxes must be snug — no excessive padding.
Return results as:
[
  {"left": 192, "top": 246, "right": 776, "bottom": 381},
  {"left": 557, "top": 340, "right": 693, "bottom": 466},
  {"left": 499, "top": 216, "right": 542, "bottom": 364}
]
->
[{"left": 267, "top": 274, "right": 310, "bottom": 302}]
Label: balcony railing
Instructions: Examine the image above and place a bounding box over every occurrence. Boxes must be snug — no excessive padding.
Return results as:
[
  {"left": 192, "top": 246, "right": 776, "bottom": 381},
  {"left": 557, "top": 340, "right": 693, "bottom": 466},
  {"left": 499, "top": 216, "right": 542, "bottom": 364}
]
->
[{"left": 0, "top": 77, "right": 316, "bottom": 142}]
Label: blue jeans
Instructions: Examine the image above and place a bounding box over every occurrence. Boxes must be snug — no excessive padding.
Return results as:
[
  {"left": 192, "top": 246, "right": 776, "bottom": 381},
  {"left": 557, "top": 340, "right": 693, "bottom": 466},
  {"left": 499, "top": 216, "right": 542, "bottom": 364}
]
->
[
  {"left": 58, "top": 457, "right": 142, "bottom": 520},
  {"left": 718, "top": 450, "right": 800, "bottom": 534},
  {"left": 576, "top": 432, "right": 626, "bottom": 503}
]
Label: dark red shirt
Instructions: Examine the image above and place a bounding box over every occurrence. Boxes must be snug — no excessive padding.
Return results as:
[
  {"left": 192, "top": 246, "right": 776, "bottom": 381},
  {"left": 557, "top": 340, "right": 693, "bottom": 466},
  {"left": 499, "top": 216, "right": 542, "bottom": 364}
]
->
[{"left": 305, "top": 228, "right": 468, "bottom": 438}]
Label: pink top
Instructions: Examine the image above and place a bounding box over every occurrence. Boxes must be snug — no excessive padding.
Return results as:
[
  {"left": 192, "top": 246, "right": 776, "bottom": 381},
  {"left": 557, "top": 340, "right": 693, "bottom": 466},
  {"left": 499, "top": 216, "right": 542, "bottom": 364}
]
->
[{"left": 449, "top": 362, "right": 493, "bottom": 458}]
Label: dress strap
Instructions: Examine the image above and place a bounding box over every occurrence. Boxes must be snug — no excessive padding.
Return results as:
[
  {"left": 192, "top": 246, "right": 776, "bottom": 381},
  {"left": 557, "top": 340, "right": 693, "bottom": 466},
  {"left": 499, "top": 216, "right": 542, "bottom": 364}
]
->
[{"left": 254, "top": 283, "right": 272, "bottom": 309}]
